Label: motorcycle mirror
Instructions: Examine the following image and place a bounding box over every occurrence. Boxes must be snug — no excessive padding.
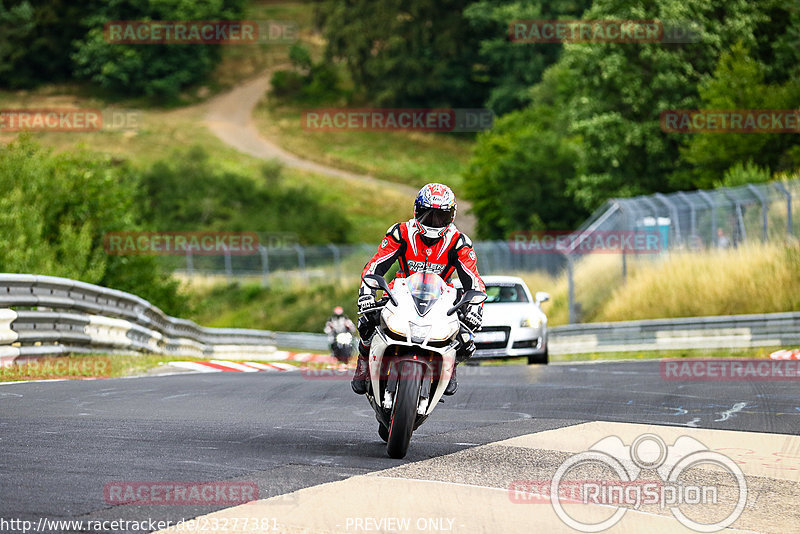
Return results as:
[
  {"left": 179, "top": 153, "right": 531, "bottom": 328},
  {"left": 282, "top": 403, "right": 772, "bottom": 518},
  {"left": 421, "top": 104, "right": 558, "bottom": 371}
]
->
[
  {"left": 363, "top": 274, "right": 387, "bottom": 291},
  {"left": 469, "top": 292, "right": 487, "bottom": 305},
  {"left": 447, "top": 290, "right": 486, "bottom": 316},
  {"left": 362, "top": 274, "right": 398, "bottom": 307}
]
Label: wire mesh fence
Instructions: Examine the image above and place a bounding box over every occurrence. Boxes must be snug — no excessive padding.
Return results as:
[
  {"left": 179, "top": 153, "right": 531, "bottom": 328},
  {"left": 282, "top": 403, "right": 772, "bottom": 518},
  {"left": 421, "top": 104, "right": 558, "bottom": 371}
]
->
[{"left": 167, "top": 179, "right": 797, "bottom": 322}]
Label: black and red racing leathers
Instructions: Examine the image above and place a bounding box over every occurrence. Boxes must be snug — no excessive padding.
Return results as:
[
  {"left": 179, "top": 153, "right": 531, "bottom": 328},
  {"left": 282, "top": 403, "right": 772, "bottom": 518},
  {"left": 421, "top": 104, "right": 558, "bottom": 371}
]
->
[{"left": 360, "top": 218, "right": 485, "bottom": 295}]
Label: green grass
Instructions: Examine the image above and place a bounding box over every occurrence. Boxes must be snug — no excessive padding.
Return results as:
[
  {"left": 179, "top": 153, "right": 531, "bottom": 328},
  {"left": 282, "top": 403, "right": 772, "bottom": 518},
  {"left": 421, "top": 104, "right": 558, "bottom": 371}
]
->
[
  {"left": 549, "top": 346, "right": 783, "bottom": 362},
  {"left": 186, "top": 278, "right": 362, "bottom": 332},
  {"left": 253, "top": 104, "right": 474, "bottom": 192},
  {"left": 0, "top": 353, "right": 197, "bottom": 382}
]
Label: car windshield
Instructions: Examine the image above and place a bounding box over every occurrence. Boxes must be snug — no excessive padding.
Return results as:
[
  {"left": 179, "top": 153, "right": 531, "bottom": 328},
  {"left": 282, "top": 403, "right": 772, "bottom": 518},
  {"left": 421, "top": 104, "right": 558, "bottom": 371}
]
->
[
  {"left": 406, "top": 271, "right": 446, "bottom": 316},
  {"left": 485, "top": 284, "right": 529, "bottom": 303}
]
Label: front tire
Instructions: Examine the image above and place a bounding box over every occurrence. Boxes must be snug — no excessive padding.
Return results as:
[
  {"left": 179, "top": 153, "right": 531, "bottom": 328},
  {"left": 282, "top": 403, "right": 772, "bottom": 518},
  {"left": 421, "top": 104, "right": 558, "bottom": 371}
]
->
[
  {"left": 378, "top": 424, "right": 389, "bottom": 442},
  {"left": 386, "top": 360, "right": 422, "bottom": 459}
]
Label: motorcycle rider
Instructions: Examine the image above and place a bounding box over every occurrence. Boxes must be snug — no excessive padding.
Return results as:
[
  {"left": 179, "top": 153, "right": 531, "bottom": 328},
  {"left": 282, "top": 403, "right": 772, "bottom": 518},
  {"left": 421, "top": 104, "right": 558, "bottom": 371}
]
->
[
  {"left": 324, "top": 306, "right": 356, "bottom": 359},
  {"left": 352, "top": 182, "right": 485, "bottom": 396}
]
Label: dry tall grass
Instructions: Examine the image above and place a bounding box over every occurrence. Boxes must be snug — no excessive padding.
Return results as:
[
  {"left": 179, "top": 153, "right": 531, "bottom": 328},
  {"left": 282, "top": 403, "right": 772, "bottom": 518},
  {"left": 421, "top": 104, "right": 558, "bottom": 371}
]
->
[{"left": 513, "top": 243, "right": 800, "bottom": 325}]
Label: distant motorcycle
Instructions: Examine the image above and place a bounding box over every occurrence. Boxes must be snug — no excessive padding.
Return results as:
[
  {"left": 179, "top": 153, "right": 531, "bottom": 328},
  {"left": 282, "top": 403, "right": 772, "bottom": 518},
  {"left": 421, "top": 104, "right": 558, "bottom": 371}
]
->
[
  {"left": 360, "top": 272, "right": 486, "bottom": 459},
  {"left": 331, "top": 331, "right": 354, "bottom": 363},
  {"left": 325, "top": 308, "right": 356, "bottom": 364}
]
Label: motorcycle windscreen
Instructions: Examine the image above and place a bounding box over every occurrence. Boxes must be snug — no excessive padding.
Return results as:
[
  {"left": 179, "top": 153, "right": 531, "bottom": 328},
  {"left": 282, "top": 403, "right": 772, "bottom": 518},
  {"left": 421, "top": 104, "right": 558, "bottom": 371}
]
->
[{"left": 406, "top": 271, "right": 446, "bottom": 317}]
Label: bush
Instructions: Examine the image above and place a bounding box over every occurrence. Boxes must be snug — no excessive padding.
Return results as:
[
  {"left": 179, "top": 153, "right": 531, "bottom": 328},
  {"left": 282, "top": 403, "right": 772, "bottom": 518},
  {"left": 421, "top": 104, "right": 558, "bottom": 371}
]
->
[
  {"left": 269, "top": 44, "right": 343, "bottom": 104},
  {"left": 138, "top": 146, "right": 351, "bottom": 243},
  {"left": 71, "top": 0, "right": 246, "bottom": 100},
  {"left": 0, "top": 137, "right": 186, "bottom": 315}
]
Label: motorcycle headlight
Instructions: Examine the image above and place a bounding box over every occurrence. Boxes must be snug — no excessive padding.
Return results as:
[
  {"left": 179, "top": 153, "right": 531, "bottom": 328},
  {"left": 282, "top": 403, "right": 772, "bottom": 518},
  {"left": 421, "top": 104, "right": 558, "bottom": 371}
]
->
[
  {"left": 520, "top": 316, "right": 543, "bottom": 328},
  {"left": 385, "top": 313, "right": 408, "bottom": 336},
  {"left": 335, "top": 332, "right": 352, "bottom": 344},
  {"left": 429, "top": 320, "right": 458, "bottom": 341},
  {"left": 409, "top": 323, "right": 431, "bottom": 344}
]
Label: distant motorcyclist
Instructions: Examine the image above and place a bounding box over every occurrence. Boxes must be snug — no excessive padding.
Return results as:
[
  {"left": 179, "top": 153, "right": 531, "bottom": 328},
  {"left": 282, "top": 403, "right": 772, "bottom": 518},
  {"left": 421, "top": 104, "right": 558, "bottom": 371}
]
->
[
  {"left": 352, "top": 183, "right": 485, "bottom": 396},
  {"left": 325, "top": 306, "right": 356, "bottom": 362}
]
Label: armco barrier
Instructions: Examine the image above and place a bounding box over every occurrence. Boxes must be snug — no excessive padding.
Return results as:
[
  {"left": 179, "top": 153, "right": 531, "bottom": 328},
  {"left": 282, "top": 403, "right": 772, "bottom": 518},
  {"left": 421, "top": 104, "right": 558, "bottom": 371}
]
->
[
  {"left": 0, "top": 274, "right": 276, "bottom": 365},
  {"left": 1, "top": 273, "right": 797, "bottom": 365},
  {"left": 548, "top": 312, "right": 800, "bottom": 354}
]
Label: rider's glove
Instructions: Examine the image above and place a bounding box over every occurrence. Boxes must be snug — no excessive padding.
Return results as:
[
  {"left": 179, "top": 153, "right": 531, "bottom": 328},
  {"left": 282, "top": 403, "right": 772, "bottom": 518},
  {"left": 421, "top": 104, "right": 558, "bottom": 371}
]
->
[
  {"left": 357, "top": 293, "right": 379, "bottom": 314},
  {"left": 462, "top": 305, "right": 483, "bottom": 331}
]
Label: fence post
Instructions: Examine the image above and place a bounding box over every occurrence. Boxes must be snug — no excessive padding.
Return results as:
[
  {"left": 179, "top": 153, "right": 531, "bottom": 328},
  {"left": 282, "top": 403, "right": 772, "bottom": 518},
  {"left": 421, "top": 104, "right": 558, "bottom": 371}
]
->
[
  {"left": 567, "top": 253, "right": 576, "bottom": 324},
  {"left": 294, "top": 244, "right": 307, "bottom": 282},
  {"left": 697, "top": 190, "right": 717, "bottom": 247},
  {"left": 327, "top": 244, "right": 341, "bottom": 282},
  {"left": 746, "top": 184, "right": 768, "bottom": 242},
  {"left": 186, "top": 248, "right": 194, "bottom": 276},
  {"left": 223, "top": 244, "right": 232, "bottom": 279},
  {"left": 259, "top": 245, "right": 270, "bottom": 287},
  {"left": 774, "top": 181, "right": 793, "bottom": 237}
]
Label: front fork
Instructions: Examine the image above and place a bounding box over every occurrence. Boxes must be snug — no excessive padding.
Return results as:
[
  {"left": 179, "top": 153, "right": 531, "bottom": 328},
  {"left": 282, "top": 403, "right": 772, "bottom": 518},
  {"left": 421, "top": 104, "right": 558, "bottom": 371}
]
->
[{"left": 382, "top": 358, "right": 433, "bottom": 414}]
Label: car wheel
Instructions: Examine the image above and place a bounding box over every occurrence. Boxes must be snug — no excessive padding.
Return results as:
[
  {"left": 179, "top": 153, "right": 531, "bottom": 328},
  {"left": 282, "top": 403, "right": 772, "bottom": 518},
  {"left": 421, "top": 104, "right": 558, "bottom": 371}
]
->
[{"left": 527, "top": 347, "right": 548, "bottom": 365}]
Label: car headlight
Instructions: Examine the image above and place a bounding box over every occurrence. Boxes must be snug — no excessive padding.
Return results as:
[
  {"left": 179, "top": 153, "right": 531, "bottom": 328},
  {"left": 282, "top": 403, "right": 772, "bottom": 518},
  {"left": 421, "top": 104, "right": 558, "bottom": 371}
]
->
[{"left": 520, "top": 316, "right": 543, "bottom": 328}]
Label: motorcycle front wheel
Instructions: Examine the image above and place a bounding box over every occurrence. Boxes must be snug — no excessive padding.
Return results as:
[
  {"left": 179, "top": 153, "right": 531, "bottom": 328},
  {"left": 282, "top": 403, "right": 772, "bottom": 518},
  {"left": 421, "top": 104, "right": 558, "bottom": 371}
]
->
[{"left": 386, "top": 360, "right": 423, "bottom": 459}]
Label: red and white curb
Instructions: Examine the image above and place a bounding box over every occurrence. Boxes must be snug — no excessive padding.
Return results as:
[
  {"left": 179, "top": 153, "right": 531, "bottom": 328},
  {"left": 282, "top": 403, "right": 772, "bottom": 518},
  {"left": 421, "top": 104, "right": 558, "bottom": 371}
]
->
[
  {"left": 168, "top": 360, "right": 299, "bottom": 373},
  {"left": 769, "top": 349, "right": 800, "bottom": 360},
  {"left": 269, "top": 351, "right": 339, "bottom": 364}
]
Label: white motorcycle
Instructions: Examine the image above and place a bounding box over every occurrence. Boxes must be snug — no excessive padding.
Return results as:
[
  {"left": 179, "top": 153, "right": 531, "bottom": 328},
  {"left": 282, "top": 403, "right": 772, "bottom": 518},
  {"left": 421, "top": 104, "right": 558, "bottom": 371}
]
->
[{"left": 361, "top": 272, "right": 486, "bottom": 459}]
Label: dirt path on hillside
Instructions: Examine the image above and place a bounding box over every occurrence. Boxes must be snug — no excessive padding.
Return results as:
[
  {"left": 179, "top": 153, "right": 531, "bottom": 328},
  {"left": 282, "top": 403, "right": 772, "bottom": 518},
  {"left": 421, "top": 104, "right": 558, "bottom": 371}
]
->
[{"left": 202, "top": 72, "right": 477, "bottom": 234}]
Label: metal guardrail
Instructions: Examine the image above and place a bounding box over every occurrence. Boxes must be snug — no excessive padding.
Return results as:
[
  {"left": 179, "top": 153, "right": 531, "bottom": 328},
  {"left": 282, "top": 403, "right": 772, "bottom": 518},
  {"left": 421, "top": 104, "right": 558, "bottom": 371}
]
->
[
  {"left": 548, "top": 311, "right": 800, "bottom": 354},
  {"left": 1, "top": 273, "right": 796, "bottom": 365},
  {"left": 0, "top": 274, "right": 277, "bottom": 365},
  {"left": 263, "top": 312, "right": 800, "bottom": 355}
]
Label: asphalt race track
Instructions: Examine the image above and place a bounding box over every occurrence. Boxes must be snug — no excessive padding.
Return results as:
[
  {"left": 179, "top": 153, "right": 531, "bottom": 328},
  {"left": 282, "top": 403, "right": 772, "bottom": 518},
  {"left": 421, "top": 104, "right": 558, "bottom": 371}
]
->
[{"left": 1, "top": 361, "right": 799, "bottom": 533}]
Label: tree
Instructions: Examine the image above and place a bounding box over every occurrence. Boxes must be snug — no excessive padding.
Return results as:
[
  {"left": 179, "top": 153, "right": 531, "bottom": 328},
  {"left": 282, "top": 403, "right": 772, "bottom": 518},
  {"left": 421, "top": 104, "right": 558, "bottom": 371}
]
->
[
  {"left": 0, "top": 137, "right": 186, "bottom": 314},
  {"left": 677, "top": 42, "right": 800, "bottom": 188},
  {"left": 71, "top": 0, "right": 245, "bottom": 100},
  {"left": 318, "top": 0, "right": 487, "bottom": 107},
  {"left": 464, "top": 63, "right": 587, "bottom": 238},
  {"left": 463, "top": 0, "right": 592, "bottom": 115}
]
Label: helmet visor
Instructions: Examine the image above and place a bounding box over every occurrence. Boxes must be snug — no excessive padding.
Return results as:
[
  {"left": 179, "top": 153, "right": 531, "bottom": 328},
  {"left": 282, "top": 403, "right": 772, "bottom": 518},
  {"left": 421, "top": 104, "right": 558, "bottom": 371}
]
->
[{"left": 416, "top": 206, "right": 454, "bottom": 228}]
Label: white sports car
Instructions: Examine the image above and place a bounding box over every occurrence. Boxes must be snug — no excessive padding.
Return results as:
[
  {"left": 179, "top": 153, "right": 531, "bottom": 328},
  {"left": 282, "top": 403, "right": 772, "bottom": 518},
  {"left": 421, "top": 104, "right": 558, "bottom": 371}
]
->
[{"left": 472, "top": 275, "right": 550, "bottom": 364}]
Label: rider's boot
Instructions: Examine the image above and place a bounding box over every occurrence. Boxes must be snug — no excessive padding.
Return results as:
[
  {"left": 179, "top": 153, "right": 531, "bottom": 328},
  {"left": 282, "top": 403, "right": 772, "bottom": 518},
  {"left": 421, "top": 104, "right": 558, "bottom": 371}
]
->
[
  {"left": 351, "top": 340, "right": 370, "bottom": 395},
  {"left": 445, "top": 331, "right": 476, "bottom": 396}
]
